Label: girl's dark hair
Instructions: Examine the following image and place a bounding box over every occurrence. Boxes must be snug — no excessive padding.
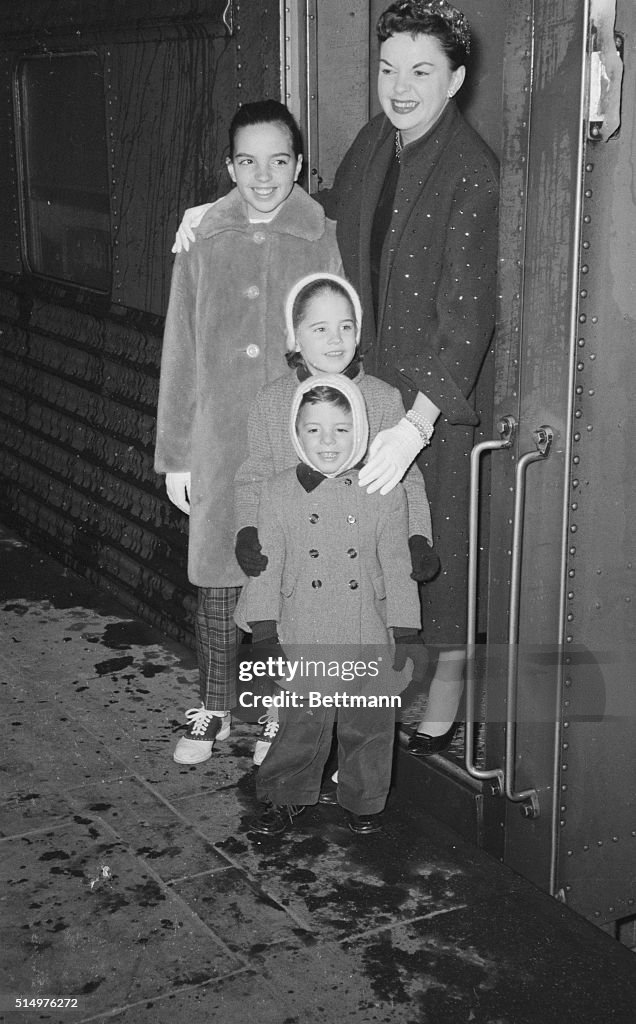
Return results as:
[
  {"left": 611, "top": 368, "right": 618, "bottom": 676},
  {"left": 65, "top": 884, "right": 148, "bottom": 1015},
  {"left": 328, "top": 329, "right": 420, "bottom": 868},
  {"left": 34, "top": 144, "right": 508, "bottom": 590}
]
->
[
  {"left": 228, "top": 99, "right": 304, "bottom": 159},
  {"left": 291, "top": 279, "right": 357, "bottom": 335},
  {"left": 376, "top": 1, "right": 470, "bottom": 70},
  {"left": 296, "top": 385, "right": 352, "bottom": 424}
]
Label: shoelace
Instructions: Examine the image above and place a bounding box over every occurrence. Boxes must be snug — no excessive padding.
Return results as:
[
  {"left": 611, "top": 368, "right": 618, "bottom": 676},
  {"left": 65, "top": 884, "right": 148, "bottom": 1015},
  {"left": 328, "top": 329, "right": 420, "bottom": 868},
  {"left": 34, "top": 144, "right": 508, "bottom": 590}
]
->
[
  {"left": 184, "top": 704, "right": 218, "bottom": 737},
  {"left": 257, "top": 713, "right": 279, "bottom": 741}
]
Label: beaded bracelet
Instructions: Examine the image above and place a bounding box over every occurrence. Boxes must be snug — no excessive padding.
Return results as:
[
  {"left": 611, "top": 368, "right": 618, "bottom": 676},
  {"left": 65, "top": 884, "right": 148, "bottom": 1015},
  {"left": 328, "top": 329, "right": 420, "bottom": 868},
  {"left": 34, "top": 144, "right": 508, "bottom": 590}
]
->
[{"left": 405, "top": 410, "right": 434, "bottom": 446}]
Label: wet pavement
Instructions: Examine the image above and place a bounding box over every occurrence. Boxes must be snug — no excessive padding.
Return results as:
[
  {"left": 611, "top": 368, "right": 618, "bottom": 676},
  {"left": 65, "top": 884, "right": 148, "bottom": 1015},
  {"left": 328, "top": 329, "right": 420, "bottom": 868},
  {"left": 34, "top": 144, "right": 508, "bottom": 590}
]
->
[{"left": 1, "top": 518, "right": 635, "bottom": 1024}]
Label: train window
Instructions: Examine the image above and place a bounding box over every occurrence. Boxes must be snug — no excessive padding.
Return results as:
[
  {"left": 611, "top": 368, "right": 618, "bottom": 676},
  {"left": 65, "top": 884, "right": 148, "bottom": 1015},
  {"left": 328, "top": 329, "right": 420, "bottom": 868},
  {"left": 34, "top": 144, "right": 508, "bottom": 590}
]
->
[{"left": 16, "top": 53, "right": 111, "bottom": 292}]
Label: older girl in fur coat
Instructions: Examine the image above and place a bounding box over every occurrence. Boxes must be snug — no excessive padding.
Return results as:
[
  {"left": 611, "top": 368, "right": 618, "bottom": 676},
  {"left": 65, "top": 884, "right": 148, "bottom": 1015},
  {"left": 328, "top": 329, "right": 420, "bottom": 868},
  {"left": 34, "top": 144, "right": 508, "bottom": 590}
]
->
[{"left": 155, "top": 101, "right": 342, "bottom": 765}]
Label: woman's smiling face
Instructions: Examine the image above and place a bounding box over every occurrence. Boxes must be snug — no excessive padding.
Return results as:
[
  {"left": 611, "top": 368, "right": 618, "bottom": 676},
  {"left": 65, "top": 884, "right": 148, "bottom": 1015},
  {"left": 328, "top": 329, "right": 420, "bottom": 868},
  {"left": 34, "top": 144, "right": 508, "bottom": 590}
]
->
[{"left": 377, "top": 32, "right": 465, "bottom": 144}]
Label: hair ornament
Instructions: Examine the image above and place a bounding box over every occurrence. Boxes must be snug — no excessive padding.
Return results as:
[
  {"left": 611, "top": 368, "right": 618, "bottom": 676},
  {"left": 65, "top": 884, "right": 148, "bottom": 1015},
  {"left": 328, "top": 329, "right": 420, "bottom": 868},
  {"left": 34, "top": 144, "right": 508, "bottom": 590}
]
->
[{"left": 399, "top": 0, "right": 471, "bottom": 54}]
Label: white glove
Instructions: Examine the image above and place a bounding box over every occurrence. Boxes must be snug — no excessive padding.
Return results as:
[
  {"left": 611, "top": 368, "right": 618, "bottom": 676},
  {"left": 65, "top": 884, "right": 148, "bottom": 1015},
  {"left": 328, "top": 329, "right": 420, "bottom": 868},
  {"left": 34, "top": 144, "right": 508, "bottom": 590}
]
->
[
  {"left": 171, "top": 202, "right": 215, "bottom": 253},
  {"left": 166, "top": 471, "right": 191, "bottom": 514},
  {"left": 358, "top": 419, "right": 424, "bottom": 495}
]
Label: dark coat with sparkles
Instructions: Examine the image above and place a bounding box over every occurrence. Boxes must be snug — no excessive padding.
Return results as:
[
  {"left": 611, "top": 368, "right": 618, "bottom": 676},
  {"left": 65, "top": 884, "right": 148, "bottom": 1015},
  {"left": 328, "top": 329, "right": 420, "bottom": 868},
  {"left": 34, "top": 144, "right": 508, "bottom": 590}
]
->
[{"left": 320, "top": 101, "right": 499, "bottom": 644}]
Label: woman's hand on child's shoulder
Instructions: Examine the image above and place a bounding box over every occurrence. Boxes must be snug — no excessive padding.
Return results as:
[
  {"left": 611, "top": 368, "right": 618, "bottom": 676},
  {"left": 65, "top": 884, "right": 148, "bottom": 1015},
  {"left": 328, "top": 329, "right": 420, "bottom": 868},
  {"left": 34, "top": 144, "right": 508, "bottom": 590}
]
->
[{"left": 171, "top": 202, "right": 216, "bottom": 253}]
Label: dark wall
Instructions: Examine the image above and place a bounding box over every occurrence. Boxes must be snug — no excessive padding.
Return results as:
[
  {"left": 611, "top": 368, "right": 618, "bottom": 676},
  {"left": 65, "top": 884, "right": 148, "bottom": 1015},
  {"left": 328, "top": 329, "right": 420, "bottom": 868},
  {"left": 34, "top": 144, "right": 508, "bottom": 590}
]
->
[{"left": 0, "top": 0, "right": 281, "bottom": 642}]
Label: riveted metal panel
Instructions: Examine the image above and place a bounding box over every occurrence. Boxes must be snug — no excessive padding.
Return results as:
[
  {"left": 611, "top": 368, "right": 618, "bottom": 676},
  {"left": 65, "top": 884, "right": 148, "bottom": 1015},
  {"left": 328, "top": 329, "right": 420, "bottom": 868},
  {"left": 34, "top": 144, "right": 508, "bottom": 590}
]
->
[{"left": 555, "top": 0, "right": 636, "bottom": 926}]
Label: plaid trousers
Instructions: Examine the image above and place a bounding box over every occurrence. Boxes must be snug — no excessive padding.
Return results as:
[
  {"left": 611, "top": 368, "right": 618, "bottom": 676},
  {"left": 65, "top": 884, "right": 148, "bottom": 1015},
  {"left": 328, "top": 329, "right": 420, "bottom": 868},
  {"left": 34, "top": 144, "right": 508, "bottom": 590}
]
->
[{"left": 195, "top": 586, "right": 243, "bottom": 711}]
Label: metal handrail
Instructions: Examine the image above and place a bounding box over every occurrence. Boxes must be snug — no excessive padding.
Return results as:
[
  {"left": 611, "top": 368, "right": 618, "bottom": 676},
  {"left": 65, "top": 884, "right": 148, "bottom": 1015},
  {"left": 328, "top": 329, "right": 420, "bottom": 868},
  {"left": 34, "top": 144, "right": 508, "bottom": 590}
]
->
[
  {"left": 504, "top": 426, "right": 553, "bottom": 816},
  {"left": 464, "top": 415, "right": 515, "bottom": 790}
]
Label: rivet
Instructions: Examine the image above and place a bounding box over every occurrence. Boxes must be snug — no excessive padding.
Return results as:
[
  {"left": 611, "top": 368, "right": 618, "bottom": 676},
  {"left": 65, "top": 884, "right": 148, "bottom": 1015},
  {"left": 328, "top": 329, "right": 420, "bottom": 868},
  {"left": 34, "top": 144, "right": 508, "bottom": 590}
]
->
[
  {"left": 584, "top": 189, "right": 593, "bottom": 197},
  {"left": 581, "top": 265, "right": 589, "bottom": 273},
  {"left": 578, "top": 338, "right": 585, "bottom": 346},
  {"left": 582, "top": 240, "right": 590, "bottom": 249},
  {"left": 586, "top": 163, "right": 594, "bottom": 172}
]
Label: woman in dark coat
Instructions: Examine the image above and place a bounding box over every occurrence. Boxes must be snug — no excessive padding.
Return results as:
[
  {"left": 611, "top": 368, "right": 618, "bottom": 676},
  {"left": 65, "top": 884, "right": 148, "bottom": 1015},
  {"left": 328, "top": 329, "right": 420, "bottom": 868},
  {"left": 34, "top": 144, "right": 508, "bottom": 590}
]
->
[
  {"left": 318, "top": 0, "right": 499, "bottom": 752},
  {"left": 173, "top": 0, "right": 499, "bottom": 753}
]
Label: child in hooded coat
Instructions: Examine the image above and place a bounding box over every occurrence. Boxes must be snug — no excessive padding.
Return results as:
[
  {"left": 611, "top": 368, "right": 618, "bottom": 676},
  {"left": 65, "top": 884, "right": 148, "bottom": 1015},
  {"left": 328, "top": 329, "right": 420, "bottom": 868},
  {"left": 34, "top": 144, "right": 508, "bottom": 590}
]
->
[
  {"left": 233, "top": 272, "right": 437, "bottom": 765},
  {"left": 235, "top": 375, "right": 422, "bottom": 836}
]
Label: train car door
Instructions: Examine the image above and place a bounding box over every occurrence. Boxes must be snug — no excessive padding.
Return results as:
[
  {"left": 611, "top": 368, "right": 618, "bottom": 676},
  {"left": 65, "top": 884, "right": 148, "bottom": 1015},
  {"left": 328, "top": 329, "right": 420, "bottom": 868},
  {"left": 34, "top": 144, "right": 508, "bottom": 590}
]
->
[
  {"left": 483, "top": 0, "right": 636, "bottom": 937},
  {"left": 304, "top": 0, "right": 635, "bottom": 937}
]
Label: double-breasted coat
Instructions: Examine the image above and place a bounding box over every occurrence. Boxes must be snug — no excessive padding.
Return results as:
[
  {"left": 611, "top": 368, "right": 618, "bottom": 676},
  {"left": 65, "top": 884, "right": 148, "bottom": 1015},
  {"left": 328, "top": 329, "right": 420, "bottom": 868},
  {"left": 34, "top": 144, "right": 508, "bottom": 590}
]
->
[
  {"left": 233, "top": 366, "right": 432, "bottom": 544},
  {"left": 319, "top": 101, "right": 499, "bottom": 645},
  {"left": 234, "top": 375, "right": 421, "bottom": 696},
  {"left": 154, "top": 185, "right": 342, "bottom": 587}
]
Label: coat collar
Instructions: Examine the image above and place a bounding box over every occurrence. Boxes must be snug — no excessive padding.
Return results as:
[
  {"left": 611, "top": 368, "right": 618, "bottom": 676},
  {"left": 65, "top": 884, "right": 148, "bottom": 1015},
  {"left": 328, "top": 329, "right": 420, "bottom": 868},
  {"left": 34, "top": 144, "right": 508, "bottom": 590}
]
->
[
  {"left": 197, "top": 184, "right": 328, "bottom": 242},
  {"left": 296, "top": 462, "right": 363, "bottom": 493}
]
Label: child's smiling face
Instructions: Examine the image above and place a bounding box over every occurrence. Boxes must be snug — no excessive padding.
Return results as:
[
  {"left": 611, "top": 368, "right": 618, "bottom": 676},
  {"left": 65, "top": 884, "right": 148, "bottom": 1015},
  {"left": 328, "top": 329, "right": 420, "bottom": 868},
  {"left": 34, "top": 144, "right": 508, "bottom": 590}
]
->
[
  {"left": 296, "top": 401, "right": 354, "bottom": 474},
  {"left": 294, "top": 289, "right": 357, "bottom": 374},
  {"left": 227, "top": 121, "right": 302, "bottom": 219}
]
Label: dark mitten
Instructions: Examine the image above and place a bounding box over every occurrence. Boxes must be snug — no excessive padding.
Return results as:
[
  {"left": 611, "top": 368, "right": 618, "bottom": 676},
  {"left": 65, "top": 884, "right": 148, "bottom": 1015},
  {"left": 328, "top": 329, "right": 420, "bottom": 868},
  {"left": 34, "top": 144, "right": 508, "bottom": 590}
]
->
[
  {"left": 392, "top": 627, "right": 429, "bottom": 682},
  {"left": 235, "top": 526, "right": 268, "bottom": 577},
  {"left": 408, "top": 535, "right": 441, "bottom": 583},
  {"left": 248, "top": 620, "right": 285, "bottom": 665}
]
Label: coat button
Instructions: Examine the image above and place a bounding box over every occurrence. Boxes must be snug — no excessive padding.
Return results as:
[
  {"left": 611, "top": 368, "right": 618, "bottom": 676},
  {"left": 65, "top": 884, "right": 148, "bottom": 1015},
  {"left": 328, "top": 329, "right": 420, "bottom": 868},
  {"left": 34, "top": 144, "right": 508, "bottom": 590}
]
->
[
  {"left": 347, "top": 514, "right": 356, "bottom": 524},
  {"left": 246, "top": 285, "right": 260, "bottom": 299},
  {"left": 309, "top": 513, "right": 319, "bottom": 524},
  {"left": 309, "top": 549, "right": 319, "bottom": 558},
  {"left": 348, "top": 580, "right": 359, "bottom": 590},
  {"left": 253, "top": 231, "right": 266, "bottom": 244},
  {"left": 343, "top": 478, "right": 352, "bottom": 486},
  {"left": 347, "top": 548, "right": 357, "bottom": 558},
  {"left": 245, "top": 344, "right": 260, "bottom": 358},
  {"left": 312, "top": 579, "right": 322, "bottom": 589}
]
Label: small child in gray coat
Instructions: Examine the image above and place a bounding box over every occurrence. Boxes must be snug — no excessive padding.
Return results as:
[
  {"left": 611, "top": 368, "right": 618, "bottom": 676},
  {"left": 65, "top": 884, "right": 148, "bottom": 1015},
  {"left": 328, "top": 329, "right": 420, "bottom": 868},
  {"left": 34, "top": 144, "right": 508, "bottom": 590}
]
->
[{"left": 235, "top": 374, "right": 424, "bottom": 836}]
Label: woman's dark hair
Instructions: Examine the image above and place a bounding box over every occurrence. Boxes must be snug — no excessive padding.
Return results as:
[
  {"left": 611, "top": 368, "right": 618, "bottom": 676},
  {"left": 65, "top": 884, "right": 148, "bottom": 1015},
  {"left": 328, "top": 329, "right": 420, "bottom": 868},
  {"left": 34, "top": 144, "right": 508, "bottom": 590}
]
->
[
  {"left": 376, "top": 1, "right": 470, "bottom": 70},
  {"left": 228, "top": 99, "right": 304, "bottom": 159},
  {"left": 296, "top": 385, "right": 352, "bottom": 424}
]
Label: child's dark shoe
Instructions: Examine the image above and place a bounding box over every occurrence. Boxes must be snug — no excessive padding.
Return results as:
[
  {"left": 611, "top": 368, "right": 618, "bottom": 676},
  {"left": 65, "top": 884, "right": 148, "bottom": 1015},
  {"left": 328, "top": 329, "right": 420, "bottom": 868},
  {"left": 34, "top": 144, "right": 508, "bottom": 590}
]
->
[
  {"left": 318, "top": 784, "right": 338, "bottom": 805},
  {"left": 249, "top": 803, "right": 306, "bottom": 835},
  {"left": 347, "top": 812, "right": 383, "bottom": 835}
]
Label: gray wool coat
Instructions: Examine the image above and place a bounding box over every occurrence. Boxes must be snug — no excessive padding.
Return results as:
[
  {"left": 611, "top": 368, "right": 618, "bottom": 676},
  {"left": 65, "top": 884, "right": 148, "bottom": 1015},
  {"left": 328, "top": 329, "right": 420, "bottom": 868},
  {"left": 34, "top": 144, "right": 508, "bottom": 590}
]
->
[
  {"left": 154, "top": 185, "right": 342, "bottom": 586},
  {"left": 234, "top": 468, "right": 421, "bottom": 646},
  {"left": 233, "top": 367, "right": 433, "bottom": 543}
]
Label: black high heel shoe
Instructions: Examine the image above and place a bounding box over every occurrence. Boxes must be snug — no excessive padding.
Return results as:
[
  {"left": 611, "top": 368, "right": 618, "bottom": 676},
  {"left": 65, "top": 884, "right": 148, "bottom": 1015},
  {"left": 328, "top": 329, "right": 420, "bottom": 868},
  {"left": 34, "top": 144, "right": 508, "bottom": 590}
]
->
[{"left": 407, "top": 721, "right": 459, "bottom": 757}]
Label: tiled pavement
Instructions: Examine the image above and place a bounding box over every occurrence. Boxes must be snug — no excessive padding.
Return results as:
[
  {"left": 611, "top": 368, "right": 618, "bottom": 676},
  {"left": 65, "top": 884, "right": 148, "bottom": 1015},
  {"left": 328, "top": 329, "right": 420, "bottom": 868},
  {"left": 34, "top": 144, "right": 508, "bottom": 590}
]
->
[{"left": 1, "top": 521, "right": 635, "bottom": 1024}]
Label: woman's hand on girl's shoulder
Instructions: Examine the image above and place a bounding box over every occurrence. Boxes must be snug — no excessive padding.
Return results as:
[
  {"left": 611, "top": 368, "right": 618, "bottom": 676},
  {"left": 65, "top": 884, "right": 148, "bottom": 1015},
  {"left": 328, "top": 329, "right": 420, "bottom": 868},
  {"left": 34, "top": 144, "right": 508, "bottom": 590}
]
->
[{"left": 171, "top": 202, "right": 216, "bottom": 253}]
